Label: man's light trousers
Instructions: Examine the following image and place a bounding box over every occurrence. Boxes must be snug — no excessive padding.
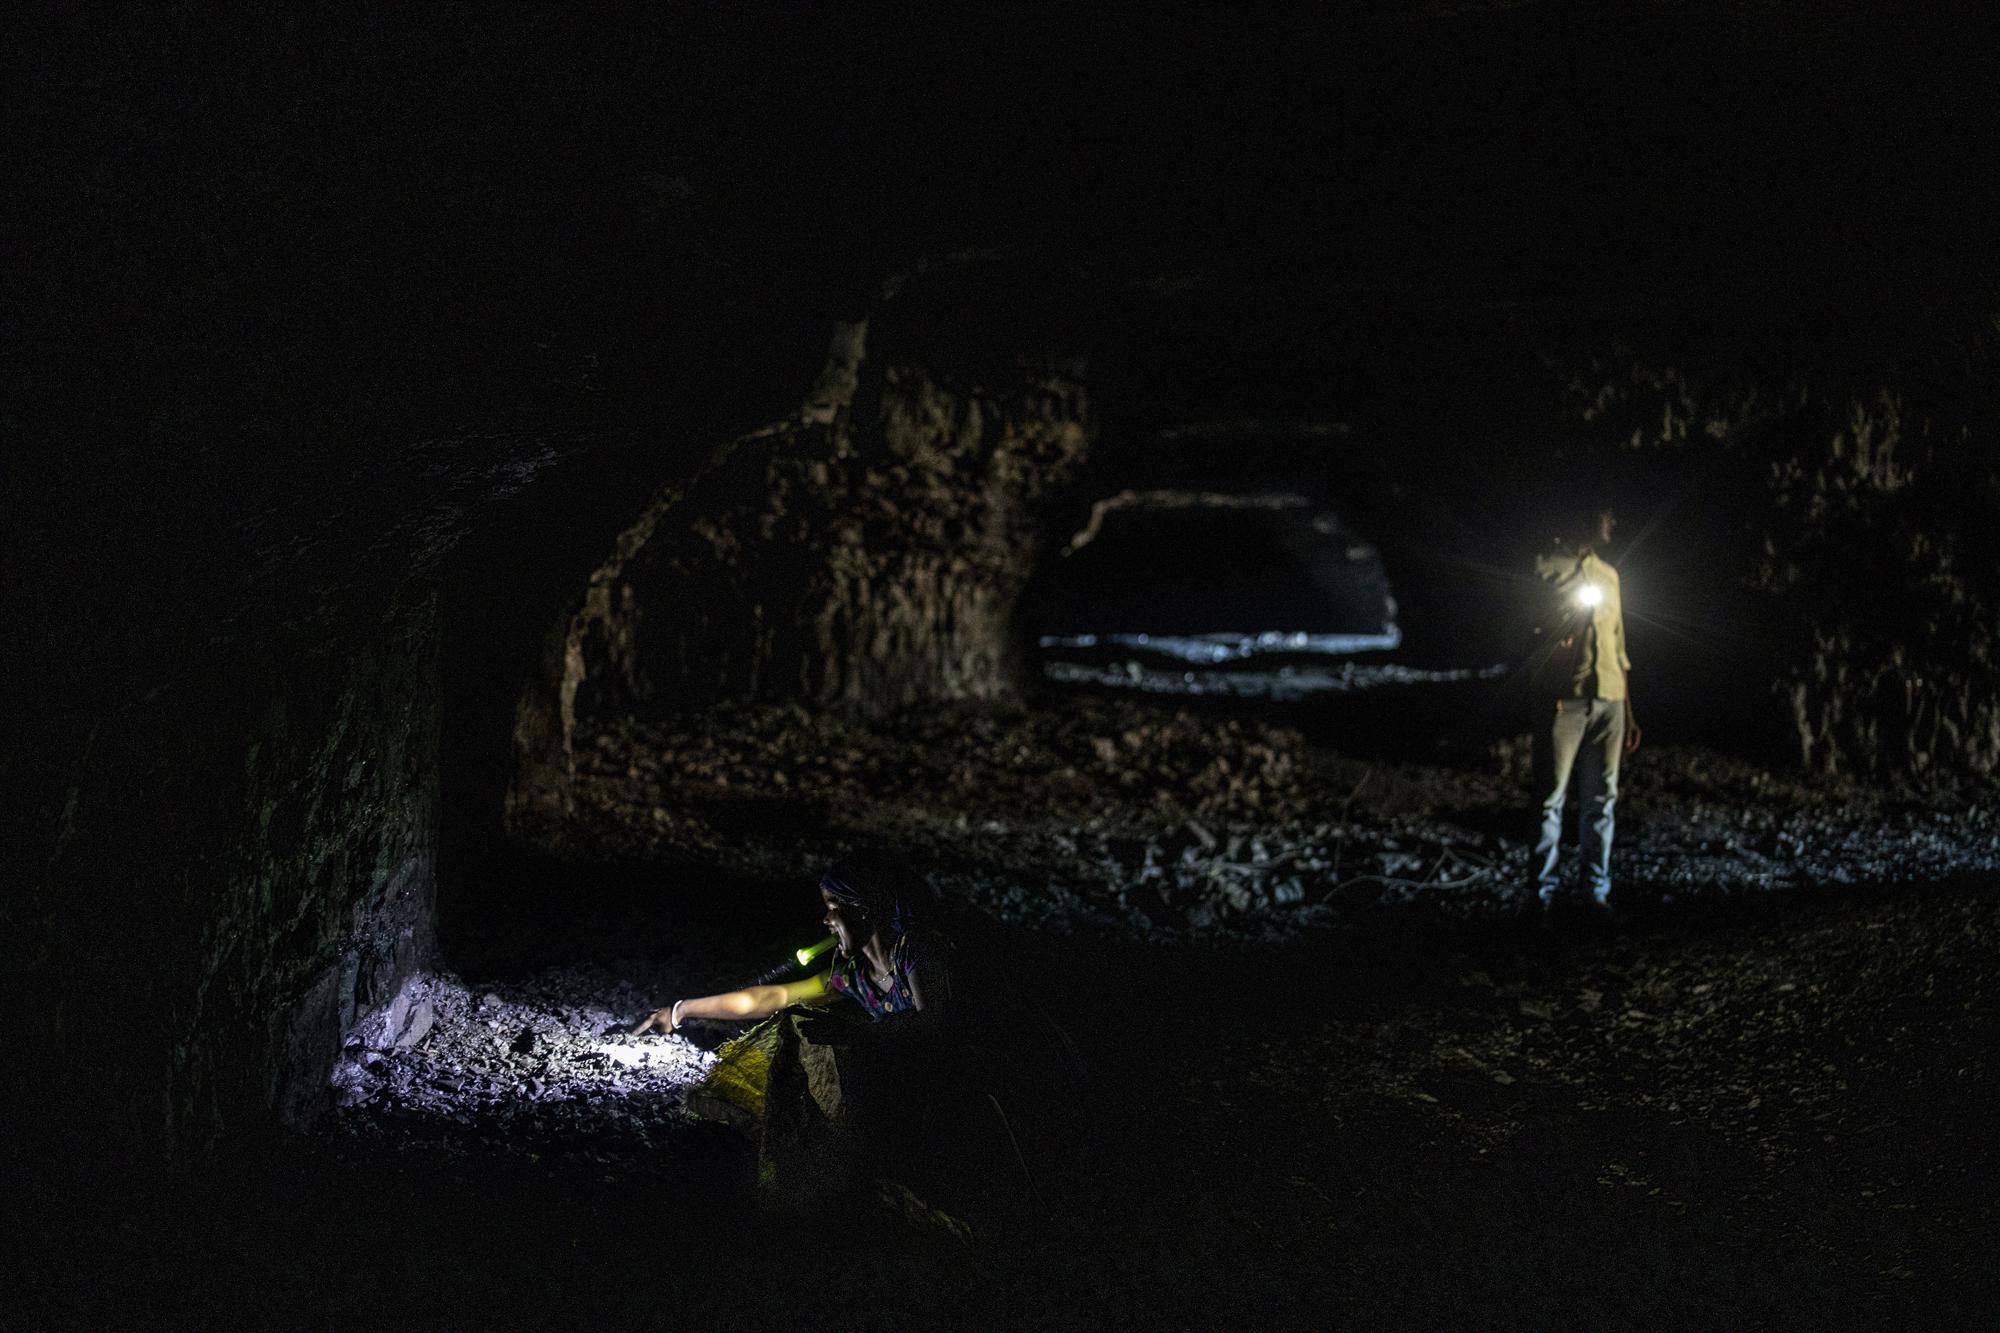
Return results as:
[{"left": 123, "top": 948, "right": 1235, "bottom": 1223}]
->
[{"left": 1533, "top": 696, "right": 1626, "bottom": 903}]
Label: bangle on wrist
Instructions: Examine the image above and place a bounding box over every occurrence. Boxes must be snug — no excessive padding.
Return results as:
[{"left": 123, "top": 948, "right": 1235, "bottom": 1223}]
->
[{"left": 670, "top": 1000, "right": 684, "bottom": 1029}]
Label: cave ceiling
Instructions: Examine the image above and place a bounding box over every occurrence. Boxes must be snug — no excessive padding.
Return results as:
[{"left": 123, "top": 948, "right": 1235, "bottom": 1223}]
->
[
  {"left": 14, "top": 1, "right": 1991, "bottom": 387},
  {"left": 11, "top": 1, "right": 1993, "bottom": 694}
]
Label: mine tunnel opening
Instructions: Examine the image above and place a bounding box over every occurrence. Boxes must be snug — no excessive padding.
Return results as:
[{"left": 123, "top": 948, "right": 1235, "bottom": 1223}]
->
[
  {"left": 21, "top": 14, "right": 2000, "bottom": 1315},
  {"left": 1014, "top": 404, "right": 1523, "bottom": 762},
  {"left": 1026, "top": 488, "right": 1404, "bottom": 702},
  {"left": 337, "top": 270, "right": 2000, "bottom": 1194},
  {"left": 328, "top": 363, "right": 2000, "bottom": 1215},
  {"left": 417, "top": 349, "right": 1543, "bottom": 1008}
]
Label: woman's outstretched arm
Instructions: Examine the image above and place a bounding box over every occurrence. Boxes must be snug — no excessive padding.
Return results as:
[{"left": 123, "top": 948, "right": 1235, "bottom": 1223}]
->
[{"left": 630, "top": 972, "right": 832, "bottom": 1036}]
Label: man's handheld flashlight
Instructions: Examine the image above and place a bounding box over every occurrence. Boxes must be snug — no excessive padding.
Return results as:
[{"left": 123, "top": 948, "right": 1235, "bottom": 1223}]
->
[{"left": 1572, "top": 582, "right": 1604, "bottom": 610}]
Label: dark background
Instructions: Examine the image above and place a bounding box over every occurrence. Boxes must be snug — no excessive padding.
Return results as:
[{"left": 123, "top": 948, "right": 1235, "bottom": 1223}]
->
[{"left": 6, "top": 0, "right": 1998, "bottom": 1203}]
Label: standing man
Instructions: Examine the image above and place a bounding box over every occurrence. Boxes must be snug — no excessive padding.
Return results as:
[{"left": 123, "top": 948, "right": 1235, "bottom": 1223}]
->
[{"left": 1527, "top": 503, "right": 1641, "bottom": 918}]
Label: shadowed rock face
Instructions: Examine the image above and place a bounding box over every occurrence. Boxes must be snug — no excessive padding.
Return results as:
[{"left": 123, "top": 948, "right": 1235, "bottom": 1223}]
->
[
  {"left": 1539, "top": 343, "right": 2000, "bottom": 780},
  {"left": 512, "top": 308, "right": 1093, "bottom": 822},
  {"left": 8, "top": 537, "right": 445, "bottom": 1161}
]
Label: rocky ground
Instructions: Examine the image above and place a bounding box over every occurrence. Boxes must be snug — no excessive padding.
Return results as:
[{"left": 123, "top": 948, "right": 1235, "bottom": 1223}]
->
[
  {"left": 326, "top": 968, "right": 713, "bottom": 1176},
  {"left": 548, "top": 691, "right": 2000, "bottom": 942},
  {"left": 23, "top": 689, "right": 1996, "bottom": 1329}
]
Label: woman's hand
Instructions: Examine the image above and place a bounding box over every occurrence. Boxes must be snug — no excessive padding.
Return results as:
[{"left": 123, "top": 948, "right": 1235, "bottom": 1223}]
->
[{"left": 630, "top": 1001, "right": 683, "bottom": 1037}]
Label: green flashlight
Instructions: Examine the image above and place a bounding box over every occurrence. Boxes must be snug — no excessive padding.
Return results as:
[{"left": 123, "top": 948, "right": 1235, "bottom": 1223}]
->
[
  {"left": 1572, "top": 582, "right": 1604, "bottom": 610},
  {"left": 748, "top": 935, "right": 840, "bottom": 987}
]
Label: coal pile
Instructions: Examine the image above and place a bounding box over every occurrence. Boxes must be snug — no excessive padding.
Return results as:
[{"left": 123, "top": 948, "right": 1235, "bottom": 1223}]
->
[{"left": 329, "top": 969, "right": 713, "bottom": 1168}]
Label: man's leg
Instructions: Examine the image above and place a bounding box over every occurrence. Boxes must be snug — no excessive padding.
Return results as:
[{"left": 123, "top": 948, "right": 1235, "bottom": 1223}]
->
[
  {"left": 1531, "top": 700, "right": 1588, "bottom": 902},
  {"left": 1575, "top": 699, "right": 1627, "bottom": 904}
]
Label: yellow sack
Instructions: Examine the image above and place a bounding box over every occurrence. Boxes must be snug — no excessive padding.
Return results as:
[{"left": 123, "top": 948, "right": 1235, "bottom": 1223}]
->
[{"left": 686, "top": 1011, "right": 844, "bottom": 1133}]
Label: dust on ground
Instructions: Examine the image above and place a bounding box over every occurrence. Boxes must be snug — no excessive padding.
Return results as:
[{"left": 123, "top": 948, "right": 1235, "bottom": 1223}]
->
[
  {"left": 292, "top": 694, "right": 1999, "bottom": 1328},
  {"left": 548, "top": 695, "right": 2000, "bottom": 942}
]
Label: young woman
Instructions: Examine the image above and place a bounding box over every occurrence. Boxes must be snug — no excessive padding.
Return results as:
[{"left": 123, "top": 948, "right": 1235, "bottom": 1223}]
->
[
  {"left": 630, "top": 857, "right": 962, "bottom": 1204},
  {"left": 629, "top": 858, "right": 952, "bottom": 1039}
]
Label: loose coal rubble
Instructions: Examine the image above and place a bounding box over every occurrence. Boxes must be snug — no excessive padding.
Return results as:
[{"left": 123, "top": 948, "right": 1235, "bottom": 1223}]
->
[
  {"left": 317, "top": 689, "right": 1996, "bottom": 1313},
  {"left": 541, "top": 695, "right": 2000, "bottom": 945},
  {"left": 1040, "top": 654, "right": 1507, "bottom": 702},
  {"left": 1242, "top": 887, "right": 2000, "bottom": 1193},
  {"left": 330, "top": 970, "right": 713, "bottom": 1166}
]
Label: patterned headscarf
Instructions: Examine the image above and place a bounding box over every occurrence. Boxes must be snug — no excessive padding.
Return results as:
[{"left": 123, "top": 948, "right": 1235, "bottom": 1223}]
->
[{"left": 819, "top": 858, "right": 919, "bottom": 938}]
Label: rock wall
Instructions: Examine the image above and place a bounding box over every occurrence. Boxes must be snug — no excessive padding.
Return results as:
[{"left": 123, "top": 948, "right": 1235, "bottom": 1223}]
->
[
  {"left": 185, "top": 589, "right": 444, "bottom": 1139},
  {"left": 1761, "top": 396, "right": 2000, "bottom": 779},
  {"left": 5, "top": 561, "right": 441, "bottom": 1162},
  {"left": 514, "top": 310, "right": 1094, "bottom": 821},
  {"left": 1546, "top": 346, "right": 2000, "bottom": 781}
]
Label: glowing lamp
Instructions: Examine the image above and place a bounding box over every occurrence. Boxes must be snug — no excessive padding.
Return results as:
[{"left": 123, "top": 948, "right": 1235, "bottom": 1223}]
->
[
  {"left": 1572, "top": 583, "right": 1604, "bottom": 610},
  {"left": 795, "top": 936, "right": 836, "bottom": 967}
]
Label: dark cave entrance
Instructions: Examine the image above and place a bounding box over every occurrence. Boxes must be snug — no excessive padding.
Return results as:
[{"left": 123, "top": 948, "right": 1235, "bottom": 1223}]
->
[
  {"left": 1012, "top": 397, "right": 1525, "bottom": 764},
  {"left": 324, "top": 296, "right": 2000, "bottom": 1245},
  {"left": 423, "top": 339, "right": 1534, "bottom": 987},
  {"left": 1024, "top": 488, "right": 1405, "bottom": 701},
  {"left": 409, "top": 281, "right": 1856, "bottom": 1051}
]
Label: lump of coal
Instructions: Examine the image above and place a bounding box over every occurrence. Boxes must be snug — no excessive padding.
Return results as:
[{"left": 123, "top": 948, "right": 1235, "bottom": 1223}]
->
[{"left": 393, "top": 998, "right": 435, "bottom": 1049}]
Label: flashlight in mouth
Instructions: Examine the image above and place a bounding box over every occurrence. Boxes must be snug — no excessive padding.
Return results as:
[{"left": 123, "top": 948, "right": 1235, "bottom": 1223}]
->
[
  {"left": 748, "top": 935, "right": 840, "bottom": 987},
  {"left": 1572, "top": 583, "right": 1604, "bottom": 610}
]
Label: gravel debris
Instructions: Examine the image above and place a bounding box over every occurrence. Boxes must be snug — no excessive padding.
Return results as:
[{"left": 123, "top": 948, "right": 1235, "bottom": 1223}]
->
[
  {"left": 330, "top": 969, "right": 713, "bottom": 1164},
  {"left": 530, "top": 694, "right": 2000, "bottom": 945}
]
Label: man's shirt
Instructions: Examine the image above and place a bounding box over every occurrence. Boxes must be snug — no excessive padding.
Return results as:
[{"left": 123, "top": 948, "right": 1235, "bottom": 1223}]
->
[{"left": 1530, "top": 547, "right": 1630, "bottom": 700}]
